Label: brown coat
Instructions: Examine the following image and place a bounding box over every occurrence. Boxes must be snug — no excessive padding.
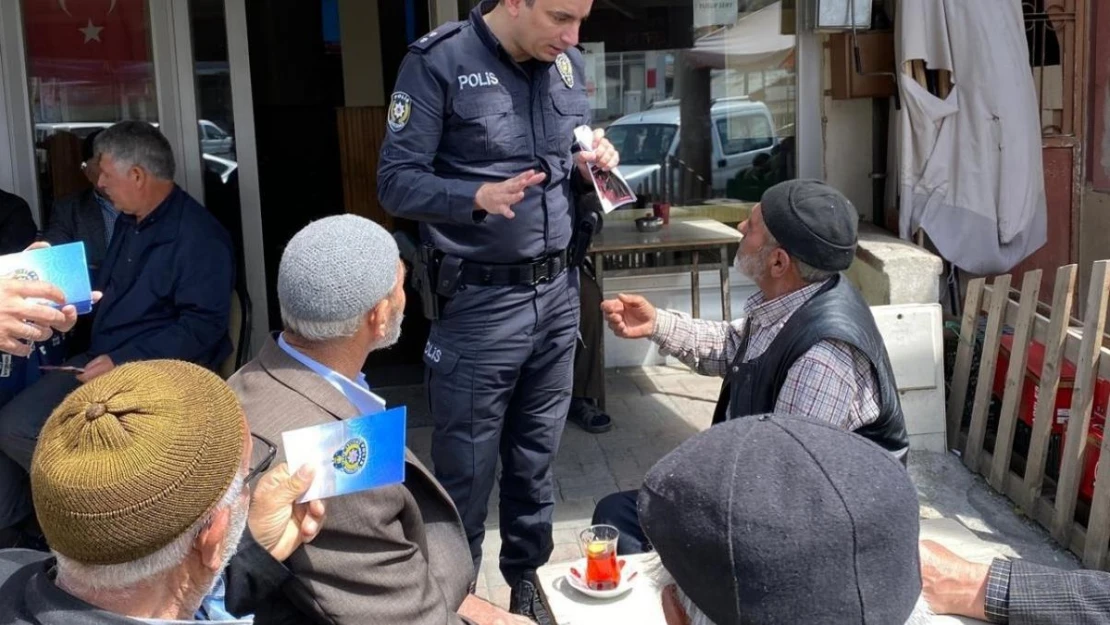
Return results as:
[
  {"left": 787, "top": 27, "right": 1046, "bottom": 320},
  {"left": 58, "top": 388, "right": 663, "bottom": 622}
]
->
[{"left": 229, "top": 336, "right": 475, "bottom": 625}]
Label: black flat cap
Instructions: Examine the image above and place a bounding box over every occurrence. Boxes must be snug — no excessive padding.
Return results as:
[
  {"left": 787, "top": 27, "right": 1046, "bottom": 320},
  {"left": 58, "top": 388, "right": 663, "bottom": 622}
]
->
[
  {"left": 638, "top": 414, "right": 920, "bottom": 625},
  {"left": 760, "top": 179, "right": 859, "bottom": 272}
]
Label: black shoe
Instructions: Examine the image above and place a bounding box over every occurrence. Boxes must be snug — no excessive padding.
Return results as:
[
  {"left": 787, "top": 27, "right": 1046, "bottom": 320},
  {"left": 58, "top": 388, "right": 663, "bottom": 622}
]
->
[
  {"left": 509, "top": 571, "right": 554, "bottom": 625},
  {"left": 568, "top": 397, "right": 612, "bottom": 434}
]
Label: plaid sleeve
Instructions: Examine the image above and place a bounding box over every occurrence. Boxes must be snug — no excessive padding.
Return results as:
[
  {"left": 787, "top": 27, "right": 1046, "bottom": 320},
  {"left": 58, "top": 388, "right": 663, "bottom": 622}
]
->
[
  {"left": 650, "top": 309, "right": 746, "bottom": 378},
  {"left": 775, "top": 341, "right": 861, "bottom": 430},
  {"left": 984, "top": 558, "right": 1011, "bottom": 623}
]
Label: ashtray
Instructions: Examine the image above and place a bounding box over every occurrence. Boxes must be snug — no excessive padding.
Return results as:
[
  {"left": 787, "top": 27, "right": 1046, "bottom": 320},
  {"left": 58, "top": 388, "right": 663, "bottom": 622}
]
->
[{"left": 635, "top": 216, "right": 663, "bottom": 233}]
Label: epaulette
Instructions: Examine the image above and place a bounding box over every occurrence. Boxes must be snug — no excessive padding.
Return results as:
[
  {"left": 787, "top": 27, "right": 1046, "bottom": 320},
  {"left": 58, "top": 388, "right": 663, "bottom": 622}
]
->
[{"left": 408, "top": 21, "right": 465, "bottom": 54}]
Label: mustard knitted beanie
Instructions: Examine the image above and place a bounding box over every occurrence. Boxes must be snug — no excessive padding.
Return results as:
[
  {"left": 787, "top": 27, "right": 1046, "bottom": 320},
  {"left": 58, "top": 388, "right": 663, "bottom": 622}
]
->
[{"left": 31, "top": 360, "right": 246, "bottom": 565}]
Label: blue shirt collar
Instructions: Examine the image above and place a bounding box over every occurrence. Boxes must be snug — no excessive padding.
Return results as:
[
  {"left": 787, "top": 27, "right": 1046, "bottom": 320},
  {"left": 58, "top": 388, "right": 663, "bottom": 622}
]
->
[{"left": 277, "top": 333, "right": 385, "bottom": 416}]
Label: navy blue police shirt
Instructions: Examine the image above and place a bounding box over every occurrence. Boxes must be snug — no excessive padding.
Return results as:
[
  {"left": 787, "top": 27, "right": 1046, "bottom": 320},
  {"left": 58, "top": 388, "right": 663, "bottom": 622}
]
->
[{"left": 378, "top": 1, "right": 591, "bottom": 264}]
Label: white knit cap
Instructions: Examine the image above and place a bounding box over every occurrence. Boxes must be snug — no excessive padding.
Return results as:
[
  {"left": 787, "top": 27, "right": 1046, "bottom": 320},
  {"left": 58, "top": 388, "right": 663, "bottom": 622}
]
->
[{"left": 278, "top": 214, "right": 400, "bottom": 322}]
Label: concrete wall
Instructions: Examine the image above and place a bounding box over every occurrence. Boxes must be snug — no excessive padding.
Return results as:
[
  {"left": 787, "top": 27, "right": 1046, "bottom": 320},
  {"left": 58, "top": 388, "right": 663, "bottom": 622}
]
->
[
  {"left": 1080, "top": 188, "right": 1110, "bottom": 304},
  {"left": 821, "top": 35, "right": 876, "bottom": 222}
]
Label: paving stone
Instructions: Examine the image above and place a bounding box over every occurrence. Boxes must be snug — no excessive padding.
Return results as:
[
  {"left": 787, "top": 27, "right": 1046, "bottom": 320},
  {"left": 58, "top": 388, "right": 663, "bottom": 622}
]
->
[{"left": 487, "top": 585, "right": 512, "bottom": 611}]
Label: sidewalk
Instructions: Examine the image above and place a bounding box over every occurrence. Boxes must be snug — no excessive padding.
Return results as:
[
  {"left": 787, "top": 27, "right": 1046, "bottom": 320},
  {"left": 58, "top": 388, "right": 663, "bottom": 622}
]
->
[{"left": 388, "top": 365, "right": 1080, "bottom": 610}]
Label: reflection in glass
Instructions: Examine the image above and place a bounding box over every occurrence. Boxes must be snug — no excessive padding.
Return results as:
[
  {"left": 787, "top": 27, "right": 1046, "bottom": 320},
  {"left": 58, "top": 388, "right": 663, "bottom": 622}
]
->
[
  {"left": 189, "top": 0, "right": 244, "bottom": 272},
  {"left": 578, "top": 0, "right": 797, "bottom": 204},
  {"left": 21, "top": 0, "right": 156, "bottom": 221}
]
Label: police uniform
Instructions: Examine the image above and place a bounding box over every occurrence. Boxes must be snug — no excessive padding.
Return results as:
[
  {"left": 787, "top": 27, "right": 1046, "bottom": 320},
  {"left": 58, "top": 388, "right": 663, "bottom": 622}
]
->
[{"left": 378, "top": 1, "right": 592, "bottom": 586}]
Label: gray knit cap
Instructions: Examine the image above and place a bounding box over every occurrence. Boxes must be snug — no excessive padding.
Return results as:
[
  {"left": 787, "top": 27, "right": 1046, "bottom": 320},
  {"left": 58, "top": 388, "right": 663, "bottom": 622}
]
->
[{"left": 278, "top": 215, "right": 399, "bottom": 323}]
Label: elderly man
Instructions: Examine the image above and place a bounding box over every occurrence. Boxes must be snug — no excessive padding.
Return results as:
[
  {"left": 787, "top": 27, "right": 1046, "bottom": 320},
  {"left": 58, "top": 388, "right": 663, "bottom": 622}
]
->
[
  {"left": 594, "top": 179, "right": 910, "bottom": 554},
  {"left": 0, "top": 122, "right": 235, "bottom": 535},
  {"left": 0, "top": 359, "right": 325, "bottom": 623},
  {"left": 0, "top": 278, "right": 89, "bottom": 550},
  {"left": 641, "top": 414, "right": 932, "bottom": 625},
  {"left": 230, "top": 215, "right": 533, "bottom": 625}
]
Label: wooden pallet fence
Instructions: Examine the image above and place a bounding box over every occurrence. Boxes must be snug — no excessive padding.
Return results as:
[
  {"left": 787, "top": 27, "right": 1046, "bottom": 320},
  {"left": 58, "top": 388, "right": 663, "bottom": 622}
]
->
[{"left": 948, "top": 260, "right": 1110, "bottom": 568}]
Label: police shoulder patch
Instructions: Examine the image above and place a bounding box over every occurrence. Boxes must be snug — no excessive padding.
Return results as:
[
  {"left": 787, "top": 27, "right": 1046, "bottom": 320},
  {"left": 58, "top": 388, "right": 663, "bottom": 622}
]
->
[
  {"left": 388, "top": 92, "right": 413, "bottom": 132},
  {"left": 408, "top": 21, "right": 465, "bottom": 53},
  {"left": 555, "top": 53, "right": 574, "bottom": 88}
]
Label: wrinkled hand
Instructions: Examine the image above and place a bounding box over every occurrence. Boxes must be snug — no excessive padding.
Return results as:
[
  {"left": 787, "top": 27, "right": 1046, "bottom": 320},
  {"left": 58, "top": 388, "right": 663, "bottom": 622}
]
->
[
  {"left": 601, "top": 293, "right": 657, "bottom": 339},
  {"left": 918, "top": 540, "right": 990, "bottom": 619},
  {"left": 474, "top": 170, "right": 547, "bottom": 219},
  {"left": 248, "top": 463, "right": 326, "bottom": 562},
  {"left": 76, "top": 354, "right": 115, "bottom": 383},
  {"left": 575, "top": 128, "right": 620, "bottom": 177}
]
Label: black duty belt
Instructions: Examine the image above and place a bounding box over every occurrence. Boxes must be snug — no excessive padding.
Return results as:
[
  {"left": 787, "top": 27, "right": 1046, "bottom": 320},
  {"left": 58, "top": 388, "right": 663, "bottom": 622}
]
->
[{"left": 457, "top": 249, "right": 569, "bottom": 286}]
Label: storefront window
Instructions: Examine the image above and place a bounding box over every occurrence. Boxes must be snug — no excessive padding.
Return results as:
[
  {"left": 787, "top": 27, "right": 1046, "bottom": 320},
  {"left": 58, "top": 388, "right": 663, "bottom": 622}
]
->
[
  {"left": 458, "top": 0, "right": 798, "bottom": 205},
  {"left": 21, "top": 0, "right": 157, "bottom": 223}
]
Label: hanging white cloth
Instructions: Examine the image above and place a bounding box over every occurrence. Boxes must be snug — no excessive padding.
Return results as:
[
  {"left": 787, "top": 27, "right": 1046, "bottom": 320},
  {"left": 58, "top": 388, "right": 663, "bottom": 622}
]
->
[{"left": 895, "top": 0, "right": 1047, "bottom": 275}]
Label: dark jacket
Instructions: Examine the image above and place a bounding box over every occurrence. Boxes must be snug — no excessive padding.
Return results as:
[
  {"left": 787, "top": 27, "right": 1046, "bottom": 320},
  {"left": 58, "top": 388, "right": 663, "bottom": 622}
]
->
[
  {"left": 41, "top": 188, "right": 112, "bottom": 270},
  {"left": 0, "top": 547, "right": 259, "bottom": 624},
  {"left": 0, "top": 189, "right": 37, "bottom": 255},
  {"left": 90, "top": 185, "right": 234, "bottom": 370},
  {"left": 713, "top": 275, "right": 910, "bottom": 461},
  {"left": 377, "top": 0, "right": 591, "bottom": 264}
]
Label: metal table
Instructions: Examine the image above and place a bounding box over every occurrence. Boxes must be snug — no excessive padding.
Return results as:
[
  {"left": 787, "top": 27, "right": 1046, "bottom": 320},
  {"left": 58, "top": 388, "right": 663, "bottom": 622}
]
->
[{"left": 589, "top": 218, "right": 743, "bottom": 409}]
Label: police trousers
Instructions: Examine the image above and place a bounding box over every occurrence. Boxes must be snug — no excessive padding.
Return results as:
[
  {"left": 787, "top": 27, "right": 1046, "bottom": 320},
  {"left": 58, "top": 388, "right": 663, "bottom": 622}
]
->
[{"left": 423, "top": 268, "right": 579, "bottom": 586}]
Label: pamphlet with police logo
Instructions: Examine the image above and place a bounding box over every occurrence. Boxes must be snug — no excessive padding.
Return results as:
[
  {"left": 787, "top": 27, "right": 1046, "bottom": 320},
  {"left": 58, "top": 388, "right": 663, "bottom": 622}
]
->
[
  {"left": 574, "top": 125, "right": 636, "bottom": 214},
  {"left": 282, "top": 405, "right": 407, "bottom": 502},
  {"left": 0, "top": 242, "right": 94, "bottom": 314}
]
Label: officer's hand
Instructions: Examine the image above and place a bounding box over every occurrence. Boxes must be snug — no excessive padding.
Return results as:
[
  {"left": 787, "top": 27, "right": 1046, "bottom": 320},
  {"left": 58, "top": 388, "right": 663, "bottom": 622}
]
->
[
  {"left": 575, "top": 128, "right": 620, "bottom": 176},
  {"left": 601, "top": 293, "right": 656, "bottom": 339},
  {"left": 475, "top": 170, "right": 547, "bottom": 219}
]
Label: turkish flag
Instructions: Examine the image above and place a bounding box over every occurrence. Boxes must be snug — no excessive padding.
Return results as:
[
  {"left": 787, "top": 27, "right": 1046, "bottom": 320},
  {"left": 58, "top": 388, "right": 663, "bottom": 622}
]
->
[{"left": 23, "top": 0, "right": 151, "bottom": 82}]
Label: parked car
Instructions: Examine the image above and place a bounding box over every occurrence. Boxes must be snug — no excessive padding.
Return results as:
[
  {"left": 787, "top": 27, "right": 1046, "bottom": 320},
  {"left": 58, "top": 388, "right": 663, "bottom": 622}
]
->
[
  {"left": 604, "top": 97, "right": 778, "bottom": 197},
  {"left": 198, "top": 119, "right": 235, "bottom": 158},
  {"left": 35, "top": 119, "right": 234, "bottom": 159}
]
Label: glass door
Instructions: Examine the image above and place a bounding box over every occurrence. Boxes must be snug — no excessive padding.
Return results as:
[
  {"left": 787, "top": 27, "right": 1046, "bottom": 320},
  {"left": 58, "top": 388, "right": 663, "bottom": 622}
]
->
[{"left": 0, "top": 0, "right": 266, "bottom": 356}]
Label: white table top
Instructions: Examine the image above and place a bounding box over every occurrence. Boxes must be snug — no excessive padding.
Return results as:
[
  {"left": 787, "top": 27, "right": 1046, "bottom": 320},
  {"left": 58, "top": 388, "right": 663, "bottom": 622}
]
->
[{"left": 536, "top": 518, "right": 997, "bottom": 624}]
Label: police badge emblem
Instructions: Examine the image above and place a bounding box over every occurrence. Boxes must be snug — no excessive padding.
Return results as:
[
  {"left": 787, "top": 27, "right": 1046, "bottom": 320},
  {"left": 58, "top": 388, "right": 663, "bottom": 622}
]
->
[
  {"left": 555, "top": 53, "right": 574, "bottom": 88},
  {"left": 387, "top": 92, "right": 412, "bottom": 132},
  {"left": 332, "top": 437, "right": 369, "bottom": 475},
  {"left": 7, "top": 268, "right": 40, "bottom": 282}
]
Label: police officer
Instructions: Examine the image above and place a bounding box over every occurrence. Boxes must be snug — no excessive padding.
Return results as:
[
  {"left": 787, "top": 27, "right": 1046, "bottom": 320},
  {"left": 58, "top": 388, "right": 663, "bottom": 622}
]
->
[{"left": 378, "top": 0, "right": 617, "bottom": 619}]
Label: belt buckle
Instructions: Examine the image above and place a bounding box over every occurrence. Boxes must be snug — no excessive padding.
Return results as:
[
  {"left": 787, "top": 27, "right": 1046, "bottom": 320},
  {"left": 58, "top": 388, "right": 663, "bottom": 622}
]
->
[{"left": 534, "top": 258, "right": 551, "bottom": 284}]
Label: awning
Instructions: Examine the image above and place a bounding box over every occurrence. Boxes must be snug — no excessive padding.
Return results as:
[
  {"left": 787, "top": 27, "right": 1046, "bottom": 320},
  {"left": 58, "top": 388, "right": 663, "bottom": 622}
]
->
[{"left": 687, "top": 1, "right": 796, "bottom": 71}]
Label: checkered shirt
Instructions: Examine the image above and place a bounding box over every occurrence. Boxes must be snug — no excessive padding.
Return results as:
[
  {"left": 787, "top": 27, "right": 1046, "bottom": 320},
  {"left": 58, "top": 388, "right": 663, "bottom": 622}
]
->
[{"left": 649, "top": 279, "right": 880, "bottom": 431}]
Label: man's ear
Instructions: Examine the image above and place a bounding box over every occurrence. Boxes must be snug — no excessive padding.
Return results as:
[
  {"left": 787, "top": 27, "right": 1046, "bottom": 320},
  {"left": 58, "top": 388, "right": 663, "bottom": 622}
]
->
[
  {"left": 195, "top": 507, "right": 230, "bottom": 572},
  {"left": 769, "top": 247, "right": 791, "bottom": 279},
  {"left": 369, "top": 300, "right": 391, "bottom": 340}
]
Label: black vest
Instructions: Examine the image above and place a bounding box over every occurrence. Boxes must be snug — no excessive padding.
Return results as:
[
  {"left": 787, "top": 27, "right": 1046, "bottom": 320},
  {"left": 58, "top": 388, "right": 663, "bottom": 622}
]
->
[{"left": 712, "top": 275, "right": 910, "bottom": 462}]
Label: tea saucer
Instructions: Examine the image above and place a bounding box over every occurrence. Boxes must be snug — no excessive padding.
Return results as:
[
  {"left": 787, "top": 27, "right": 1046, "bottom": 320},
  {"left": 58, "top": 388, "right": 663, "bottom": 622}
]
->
[{"left": 564, "top": 558, "right": 637, "bottom": 600}]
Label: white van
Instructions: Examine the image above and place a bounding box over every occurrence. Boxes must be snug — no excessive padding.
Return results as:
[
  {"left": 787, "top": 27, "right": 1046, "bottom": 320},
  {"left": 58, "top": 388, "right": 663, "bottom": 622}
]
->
[{"left": 603, "top": 97, "right": 777, "bottom": 196}]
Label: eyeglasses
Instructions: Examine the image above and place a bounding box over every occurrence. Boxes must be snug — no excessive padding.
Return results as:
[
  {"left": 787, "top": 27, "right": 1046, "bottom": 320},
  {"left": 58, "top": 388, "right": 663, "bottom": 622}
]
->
[{"left": 246, "top": 432, "right": 278, "bottom": 485}]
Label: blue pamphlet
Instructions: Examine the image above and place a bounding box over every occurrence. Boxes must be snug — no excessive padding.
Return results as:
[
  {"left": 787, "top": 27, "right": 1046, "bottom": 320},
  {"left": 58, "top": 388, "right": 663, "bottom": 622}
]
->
[
  {"left": 282, "top": 405, "right": 407, "bottom": 502},
  {"left": 0, "top": 242, "right": 94, "bottom": 314}
]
